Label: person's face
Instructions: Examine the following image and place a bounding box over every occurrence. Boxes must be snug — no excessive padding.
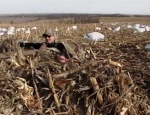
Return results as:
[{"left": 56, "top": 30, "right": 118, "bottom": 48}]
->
[{"left": 44, "top": 35, "right": 55, "bottom": 43}]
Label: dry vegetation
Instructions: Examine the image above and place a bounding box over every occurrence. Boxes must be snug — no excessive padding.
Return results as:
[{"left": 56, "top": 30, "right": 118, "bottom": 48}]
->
[{"left": 0, "top": 16, "right": 150, "bottom": 115}]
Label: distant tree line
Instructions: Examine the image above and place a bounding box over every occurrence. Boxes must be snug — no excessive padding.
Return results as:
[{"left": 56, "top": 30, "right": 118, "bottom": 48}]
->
[
  {"left": 74, "top": 16, "right": 100, "bottom": 24},
  {"left": 4, "top": 13, "right": 150, "bottom": 24}
]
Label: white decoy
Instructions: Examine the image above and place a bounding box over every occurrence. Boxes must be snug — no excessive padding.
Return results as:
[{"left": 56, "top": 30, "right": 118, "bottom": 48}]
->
[
  {"left": 16, "top": 28, "right": 21, "bottom": 32},
  {"left": 111, "top": 22, "right": 118, "bottom": 26},
  {"left": 138, "top": 28, "right": 145, "bottom": 33},
  {"left": 108, "top": 27, "right": 112, "bottom": 31},
  {"left": 100, "top": 22, "right": 103, "bottom": 25},
  {"left": 1, "top": 28, "right": 7, "bottom": 32},
  {"left": 113, "top": 26, "right": 120, "bottom": 32},
  {"left": 0, "top": 32, "right": 4, "bottom": 36},
  {"left": 55, "top": 27, "right": 58, "bottom": 32},
  {"left": 95, "top": 27, "right": 101, "bottom": 31},
  {"left": 133, "top": 26, "right": 140, "bottom": 30},
  {"left": 25, "top": 28, "right": 31, "bottom": 34},
  {"left": 25, "top": 28, "right": 31, "bottom": 40},
  {"left": 141, "top": 24, "right": 146, "bottom": 28},
  {"left": 7, "top": 30, "right": 15, "bottom": 35},
  {"left": 21, "top": 28, "right": 26, "bottom": 32},
  {"left": 8, "top": 26, "right": 15, "bottom": 30},
  {"left": 31, "top": 26, "right": 37, "bottom": 30},
  {"left": 133, "top": 24, "right": 140, "bottom": 29},
  {"left": 145, "top": 26, "right": 150, "bottom": 31},
  {"left": 134, "top": 27, "right": 145, "bottom": 33},
  {"left": 145, "top": 44, "right": 150, "bottom": 51},
  {"left": 126, "top": 25, "right": 133, "bottom": 29},
  {"left": 66, "top": 27, "right": 70, "bottom": 33},
  {"left": 70, "top": 25, "right": 77, "bottom": 30},
  {"left": 8, "top": 27, "right": 15, "bottom": 33},
  {"left": 54, "top": 27, "right": 59, "bottom": 36},
  {"left": 84, "top": 32, "right": 105, "bottom": 41}
]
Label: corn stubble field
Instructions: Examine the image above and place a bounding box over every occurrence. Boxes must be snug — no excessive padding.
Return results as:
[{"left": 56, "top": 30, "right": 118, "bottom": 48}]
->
[{"left": 0, "top": 16, "right": 150, "bottom": 115}]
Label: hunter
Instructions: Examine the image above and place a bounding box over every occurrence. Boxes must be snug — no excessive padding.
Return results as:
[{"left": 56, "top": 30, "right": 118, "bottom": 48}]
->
[{"left": 19, "top": 29, "right": 77, "bottom": 63}]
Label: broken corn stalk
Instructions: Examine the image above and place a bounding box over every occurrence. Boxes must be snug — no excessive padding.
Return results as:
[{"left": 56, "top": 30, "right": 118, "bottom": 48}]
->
[{"left": 109, "top": 59, "right": 122, "bottom": 67}]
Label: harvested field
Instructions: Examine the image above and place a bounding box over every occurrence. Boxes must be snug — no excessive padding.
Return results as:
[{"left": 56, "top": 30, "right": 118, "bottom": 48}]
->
[{"left": 0, "top": 16, "right": 150, "bottom": 115}]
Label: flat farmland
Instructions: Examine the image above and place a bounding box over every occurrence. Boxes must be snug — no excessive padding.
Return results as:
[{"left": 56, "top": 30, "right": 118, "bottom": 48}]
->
[{"left": 0, "top": 14, "right": 150, "bottom": 115}]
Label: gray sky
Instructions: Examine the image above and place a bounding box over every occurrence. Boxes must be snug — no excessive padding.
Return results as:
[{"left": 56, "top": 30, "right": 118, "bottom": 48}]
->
[{"left": 0, "top": 0, "right": 150, "bottom": 15}]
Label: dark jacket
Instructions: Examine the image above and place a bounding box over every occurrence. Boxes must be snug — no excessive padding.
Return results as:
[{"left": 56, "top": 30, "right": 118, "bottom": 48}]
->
[{"left": 19, "top": 41, "right": 74, "bottom": 58}]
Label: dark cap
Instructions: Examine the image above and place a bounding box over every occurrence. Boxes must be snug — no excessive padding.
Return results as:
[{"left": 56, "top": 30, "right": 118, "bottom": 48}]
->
[{"left": 42, "top": 29, "right": 55, "bottom": 37}]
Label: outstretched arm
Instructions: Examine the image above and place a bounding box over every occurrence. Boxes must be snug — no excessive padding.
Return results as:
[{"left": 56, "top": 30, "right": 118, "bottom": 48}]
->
[{"left": 19, "top": 42, "right": 58, "bottom": 49}]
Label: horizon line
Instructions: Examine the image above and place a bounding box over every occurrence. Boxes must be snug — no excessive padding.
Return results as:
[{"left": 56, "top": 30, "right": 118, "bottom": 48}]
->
[{"left": 0, "top": 13, "right": 150, "bottom": 16}]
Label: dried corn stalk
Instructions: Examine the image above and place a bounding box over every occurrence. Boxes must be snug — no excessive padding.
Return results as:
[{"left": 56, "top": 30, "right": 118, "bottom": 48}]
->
[{"left": 90, "top": 77, "right": 103, "bottom": 105}]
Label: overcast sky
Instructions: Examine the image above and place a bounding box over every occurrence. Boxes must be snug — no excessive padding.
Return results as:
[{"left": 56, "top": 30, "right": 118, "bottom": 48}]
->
[{"left": 0, "top": 0, "right": 150, "bottom": 15}]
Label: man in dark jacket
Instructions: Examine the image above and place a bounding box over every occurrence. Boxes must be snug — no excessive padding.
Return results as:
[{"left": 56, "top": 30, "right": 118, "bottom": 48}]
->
[
  {"left": 19, "top": 29, "right": 56, "bottom": 49},
  {"left": 19, "top": 29, "right": 77, "bottom": 63}
]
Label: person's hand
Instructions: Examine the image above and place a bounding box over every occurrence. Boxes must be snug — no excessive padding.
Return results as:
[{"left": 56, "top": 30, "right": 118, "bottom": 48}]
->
[{"left": 39, "top": 43, "right": 47, "bottom": 50}]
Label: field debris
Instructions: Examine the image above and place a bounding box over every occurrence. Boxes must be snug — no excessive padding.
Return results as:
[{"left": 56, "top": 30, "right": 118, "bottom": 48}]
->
[
  {"left": 0, "top": 18, "right": 150, "bottom": 114},
  {"left": 0, "top": 36, "right": 150, "bottom": 115}
]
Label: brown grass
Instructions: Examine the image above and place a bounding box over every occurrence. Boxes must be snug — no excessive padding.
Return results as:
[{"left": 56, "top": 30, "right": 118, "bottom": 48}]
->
[{"left": 0, "top": 16, "right": 150, "bottom": 115}]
